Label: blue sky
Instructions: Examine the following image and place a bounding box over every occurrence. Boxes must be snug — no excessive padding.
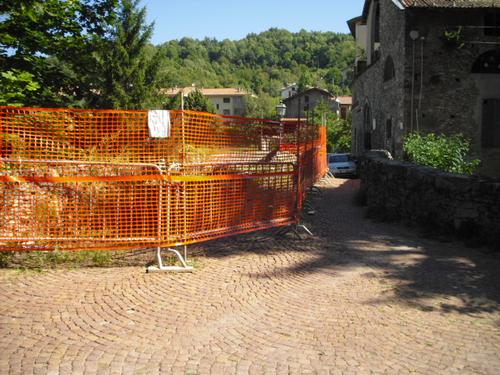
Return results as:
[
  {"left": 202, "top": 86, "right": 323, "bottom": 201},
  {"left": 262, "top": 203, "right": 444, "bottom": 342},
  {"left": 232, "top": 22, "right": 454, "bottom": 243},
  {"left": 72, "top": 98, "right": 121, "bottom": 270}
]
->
[{"left": 139, "top": 0, "right": 365, "bottom": 44}]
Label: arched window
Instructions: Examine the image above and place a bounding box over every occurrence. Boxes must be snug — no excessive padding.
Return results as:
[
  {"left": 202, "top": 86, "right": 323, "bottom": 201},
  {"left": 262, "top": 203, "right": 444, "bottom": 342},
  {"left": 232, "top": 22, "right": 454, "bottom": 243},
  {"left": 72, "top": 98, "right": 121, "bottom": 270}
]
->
[
  {"left": 472, "top": 49, "right": 500, "bottom": 74},
  {"left": 384, "top": 56, "right": 395, "bottom": 81}
]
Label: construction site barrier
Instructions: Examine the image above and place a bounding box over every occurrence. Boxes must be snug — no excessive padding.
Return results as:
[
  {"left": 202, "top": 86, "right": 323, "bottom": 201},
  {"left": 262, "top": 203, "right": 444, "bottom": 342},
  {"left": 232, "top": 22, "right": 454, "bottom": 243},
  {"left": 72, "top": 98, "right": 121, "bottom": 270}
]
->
[{"left": 0, "top": 107, "right": 327, "bottom": 253}]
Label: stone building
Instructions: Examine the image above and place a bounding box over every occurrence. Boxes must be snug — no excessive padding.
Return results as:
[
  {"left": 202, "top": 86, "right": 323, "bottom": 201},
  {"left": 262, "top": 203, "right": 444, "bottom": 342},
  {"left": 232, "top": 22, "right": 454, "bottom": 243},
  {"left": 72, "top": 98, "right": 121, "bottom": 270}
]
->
[
  {"left": 280, "top": 83, "right": 299, "bottom": 100},
  {"left": 282, "top": 88, "right": 340, "bottom": 119},
  {"left": 348, "top": 0, "right": 500, "bottom": 177}
]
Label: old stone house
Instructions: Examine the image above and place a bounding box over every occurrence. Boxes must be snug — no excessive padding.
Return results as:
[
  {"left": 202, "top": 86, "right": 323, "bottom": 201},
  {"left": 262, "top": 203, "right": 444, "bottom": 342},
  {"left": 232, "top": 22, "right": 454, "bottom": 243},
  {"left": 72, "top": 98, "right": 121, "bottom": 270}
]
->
[
  {"left": 348, "top": 0, "right": 500, "bottom": 177},
  {"left": 282, "top": 87, "right": 340, "bottom": 119}
]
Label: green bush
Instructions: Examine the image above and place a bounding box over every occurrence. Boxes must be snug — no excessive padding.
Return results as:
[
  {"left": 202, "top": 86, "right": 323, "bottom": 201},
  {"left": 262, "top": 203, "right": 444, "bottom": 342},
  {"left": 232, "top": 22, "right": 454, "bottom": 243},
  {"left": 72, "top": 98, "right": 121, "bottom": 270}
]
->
[
  {"left": 403, "top": 132, "right": 480, "bottom": 175},
  {"left": 327, "top": 117, "right": 352, "bottom": 153},
  {"left": 310, "top": 100, "right": 351, "bottom": 153}
]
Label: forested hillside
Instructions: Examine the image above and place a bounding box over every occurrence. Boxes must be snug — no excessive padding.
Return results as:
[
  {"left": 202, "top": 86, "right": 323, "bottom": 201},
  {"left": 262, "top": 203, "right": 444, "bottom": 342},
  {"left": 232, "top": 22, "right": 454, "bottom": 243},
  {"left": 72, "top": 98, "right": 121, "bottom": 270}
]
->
[
  {"left": 158, "top": 29, "right": 355, "bottom": 98},
  {"left": 1, "top": 0, "right": 355, "bottom": 112}
]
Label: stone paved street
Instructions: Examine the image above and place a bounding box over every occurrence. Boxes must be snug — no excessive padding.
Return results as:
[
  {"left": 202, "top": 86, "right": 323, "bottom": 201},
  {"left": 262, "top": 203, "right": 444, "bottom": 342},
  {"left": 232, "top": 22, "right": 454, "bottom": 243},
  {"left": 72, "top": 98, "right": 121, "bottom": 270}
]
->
[{"left": 1, "top": 178, "right": 499, "bottom": 375}]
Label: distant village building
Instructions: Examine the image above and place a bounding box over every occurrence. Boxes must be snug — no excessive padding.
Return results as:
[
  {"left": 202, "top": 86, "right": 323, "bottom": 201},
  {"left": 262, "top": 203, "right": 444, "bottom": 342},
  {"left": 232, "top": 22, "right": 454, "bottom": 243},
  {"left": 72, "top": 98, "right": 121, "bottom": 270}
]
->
[
  {"left": 282, "top": 87, "right": 340, "bottom": 119},
  {"left": 280, "top": 83, "right": 299, "bottom": 100},
  {"left": 348, "top": 0, "right": 500, "bottom": 177},
  {"left": 337, "top": 96, "right": 353, "bottom": 120},
  {"left": 164, "top": 86, "right": 250, "bottom": 116}
]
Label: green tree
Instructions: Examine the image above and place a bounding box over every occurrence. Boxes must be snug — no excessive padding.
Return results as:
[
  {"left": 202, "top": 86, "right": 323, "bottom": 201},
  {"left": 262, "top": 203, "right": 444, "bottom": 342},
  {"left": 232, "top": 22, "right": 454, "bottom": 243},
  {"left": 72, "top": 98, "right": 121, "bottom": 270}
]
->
[
  {"left": 311, "top": 100, "right": 351, "bottom": 152},
  {"left": 90, "top": 0, "right": 164, "bottom": 109},
  {"left": 324, "top": 67, "right": 342, "bottom": 86},
  {"left": 0, "top": 69, "right": 40, "bottom": 106},
  {"left": 244, "top": 93, "right": 280, "bottom": 119},
  {"left": 164, "top": 93, "right": 181, "bottom": 110},
  {"left": 184, "top": 90, "right": 214, "bottom": 113},
  {"left": 297, "top": 70, "right": 313, "bottom": 93},
  {"left": 1, "top": 7, "right": 357, "bottom": 110},
  {"left": 403, "top": 133, "right": 480, "bottom": 175},
  {"left": 0, "top": 0, "right": 118, "bottom": 107},
  {"left": 328, "top": 117, "right": 352, "bottom": 153},
  {"left": 157, "top": 29, "right": 355, "bottom": 101}
]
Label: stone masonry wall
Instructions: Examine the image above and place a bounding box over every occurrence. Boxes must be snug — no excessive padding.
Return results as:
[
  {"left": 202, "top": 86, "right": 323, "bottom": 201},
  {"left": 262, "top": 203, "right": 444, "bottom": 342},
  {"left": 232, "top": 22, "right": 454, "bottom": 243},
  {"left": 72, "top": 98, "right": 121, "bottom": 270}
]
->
[
  {"left": 359, "top": 157, "right": 500, "bottom": 250},
  {"left": 405, "top": 8, "right": 500, "bottom": 177},
  {"left": 352, "top": 0, "right": 407, "bottom": 159},
  {"left": 352, "top": 1, "right": 500, "bottom": 177}
]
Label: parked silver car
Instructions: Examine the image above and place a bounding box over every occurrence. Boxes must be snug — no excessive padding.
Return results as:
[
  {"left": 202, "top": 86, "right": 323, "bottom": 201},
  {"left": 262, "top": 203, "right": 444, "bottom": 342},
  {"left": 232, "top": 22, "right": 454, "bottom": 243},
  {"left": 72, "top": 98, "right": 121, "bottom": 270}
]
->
[{"left": 328, "top": 153, "right": 357, "bottom": 177}]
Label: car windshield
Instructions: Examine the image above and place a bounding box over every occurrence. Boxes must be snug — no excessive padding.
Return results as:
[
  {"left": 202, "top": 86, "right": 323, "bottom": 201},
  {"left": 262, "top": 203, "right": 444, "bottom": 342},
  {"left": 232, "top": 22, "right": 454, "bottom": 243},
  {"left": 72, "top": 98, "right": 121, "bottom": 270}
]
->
[{"left": 329, "top": 155, "right": 349, "bottom": 163}]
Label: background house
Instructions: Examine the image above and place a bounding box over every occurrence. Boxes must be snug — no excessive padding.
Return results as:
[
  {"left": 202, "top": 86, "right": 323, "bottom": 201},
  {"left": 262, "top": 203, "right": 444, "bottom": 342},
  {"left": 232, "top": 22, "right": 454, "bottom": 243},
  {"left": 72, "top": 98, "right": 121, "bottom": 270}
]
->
[
  {"left": 337, "top": 96, "right": 353, "bottom": 120},
  {"left": 280, "top": 83, "right": 299, "bottom": 100},
  {"left": 349, "top": 0, "right": 500, "bottom": 177},
  {"left": 282, "top": 87, "right": 340, "bottom": 119},
  {"left": 164, "top": 86, "right": 250, "bottom": 116}
]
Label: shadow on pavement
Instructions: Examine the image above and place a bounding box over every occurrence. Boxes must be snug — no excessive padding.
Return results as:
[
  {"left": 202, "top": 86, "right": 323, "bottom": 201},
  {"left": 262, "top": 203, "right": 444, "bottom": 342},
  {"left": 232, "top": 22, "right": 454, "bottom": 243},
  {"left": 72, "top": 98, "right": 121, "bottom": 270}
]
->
[{"left": 199, "top": 178, "right": 500, "bottom": 315}]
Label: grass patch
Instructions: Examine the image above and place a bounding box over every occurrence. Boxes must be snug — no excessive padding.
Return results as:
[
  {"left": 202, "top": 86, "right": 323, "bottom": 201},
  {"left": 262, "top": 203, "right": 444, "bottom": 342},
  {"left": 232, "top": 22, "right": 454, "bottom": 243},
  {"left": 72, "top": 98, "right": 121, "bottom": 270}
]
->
[
  {"left": 1, "top": 249, "right": 202, "bottom": 270},
  {"left": 0, "top": 252, "right": 14, "bottom": 267},
  {"left": 0, "top": 250, "right": 113, "bottom": 269}
]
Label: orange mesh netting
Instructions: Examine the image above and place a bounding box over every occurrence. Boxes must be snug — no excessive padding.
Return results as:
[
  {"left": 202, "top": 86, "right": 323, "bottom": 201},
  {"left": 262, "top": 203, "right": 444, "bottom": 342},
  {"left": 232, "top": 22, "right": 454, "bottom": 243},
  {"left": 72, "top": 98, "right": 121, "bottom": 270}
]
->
[{"left": 0, "top": 107, "right": 327, "bottom": 251}]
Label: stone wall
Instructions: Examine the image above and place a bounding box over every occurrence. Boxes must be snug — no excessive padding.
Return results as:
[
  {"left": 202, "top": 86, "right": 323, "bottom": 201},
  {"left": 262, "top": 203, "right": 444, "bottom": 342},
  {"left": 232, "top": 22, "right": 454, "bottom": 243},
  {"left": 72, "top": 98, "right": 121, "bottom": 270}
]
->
[
  {"left": 352, "top": 0, "right": 408, "bottom": 159},
  {"left": 351, "top": 0, "right": 500, "bottom": 177},
  {"left": 405, "top": 8, "right": 500, "bottom": 177},
  {"left": 359, "top": 157, "right": 500, "bottom": 250}
]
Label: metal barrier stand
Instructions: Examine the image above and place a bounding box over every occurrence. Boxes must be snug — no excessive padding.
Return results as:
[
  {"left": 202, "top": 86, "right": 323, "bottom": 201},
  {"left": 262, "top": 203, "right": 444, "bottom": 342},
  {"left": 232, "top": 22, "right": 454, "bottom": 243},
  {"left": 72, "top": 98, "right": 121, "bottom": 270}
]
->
[
  {"left": 147, "top": 162, "right": 193, "bottom": 273},
  {"left": 275, "top": 118, "right": 314, "bottom": 240},
  {"left": 147, "top": 246, "right": 193, "bottom": 273}
]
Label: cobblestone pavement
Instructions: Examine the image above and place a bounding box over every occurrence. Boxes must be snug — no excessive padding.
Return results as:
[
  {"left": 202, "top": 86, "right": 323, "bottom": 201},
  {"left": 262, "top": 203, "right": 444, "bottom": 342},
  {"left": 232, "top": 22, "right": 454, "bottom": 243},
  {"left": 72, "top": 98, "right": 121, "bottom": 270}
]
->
[{"left": 1, "top": 178, "right": 499, "bottom": 375}]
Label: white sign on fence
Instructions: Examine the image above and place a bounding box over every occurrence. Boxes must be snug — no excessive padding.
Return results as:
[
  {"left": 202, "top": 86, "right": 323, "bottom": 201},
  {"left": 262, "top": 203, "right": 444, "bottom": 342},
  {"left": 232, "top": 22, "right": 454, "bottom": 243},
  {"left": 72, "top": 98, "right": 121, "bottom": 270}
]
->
[{"left": 148, "top": 110, "right": 171, "bottom": 138}]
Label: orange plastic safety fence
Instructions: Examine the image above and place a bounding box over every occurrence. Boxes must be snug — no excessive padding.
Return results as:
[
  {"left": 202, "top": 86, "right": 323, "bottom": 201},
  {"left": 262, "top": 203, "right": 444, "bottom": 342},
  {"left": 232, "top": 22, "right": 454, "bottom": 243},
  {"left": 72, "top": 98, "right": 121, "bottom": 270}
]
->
[{"left": 0, "top": 107, "right": 326, "bottom": 251}]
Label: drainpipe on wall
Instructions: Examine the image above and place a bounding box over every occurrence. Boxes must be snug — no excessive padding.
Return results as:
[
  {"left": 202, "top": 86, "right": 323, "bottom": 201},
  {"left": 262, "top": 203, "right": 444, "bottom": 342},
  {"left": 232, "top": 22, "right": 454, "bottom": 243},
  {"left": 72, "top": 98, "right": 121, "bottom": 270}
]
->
[
  {"left": 409, "top": 30, "right": 420, "bottom": 132},
  {"left": 416, "top": 36, "right": 425, "bottom": 133}
]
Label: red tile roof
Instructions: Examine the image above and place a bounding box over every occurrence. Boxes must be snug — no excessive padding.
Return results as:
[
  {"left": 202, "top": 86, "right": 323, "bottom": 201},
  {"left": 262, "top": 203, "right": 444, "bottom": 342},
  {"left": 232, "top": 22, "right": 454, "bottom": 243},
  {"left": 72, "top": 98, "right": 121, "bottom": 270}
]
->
[{"left": 337, "top": 96, "right": 353, "bottom": 106}]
